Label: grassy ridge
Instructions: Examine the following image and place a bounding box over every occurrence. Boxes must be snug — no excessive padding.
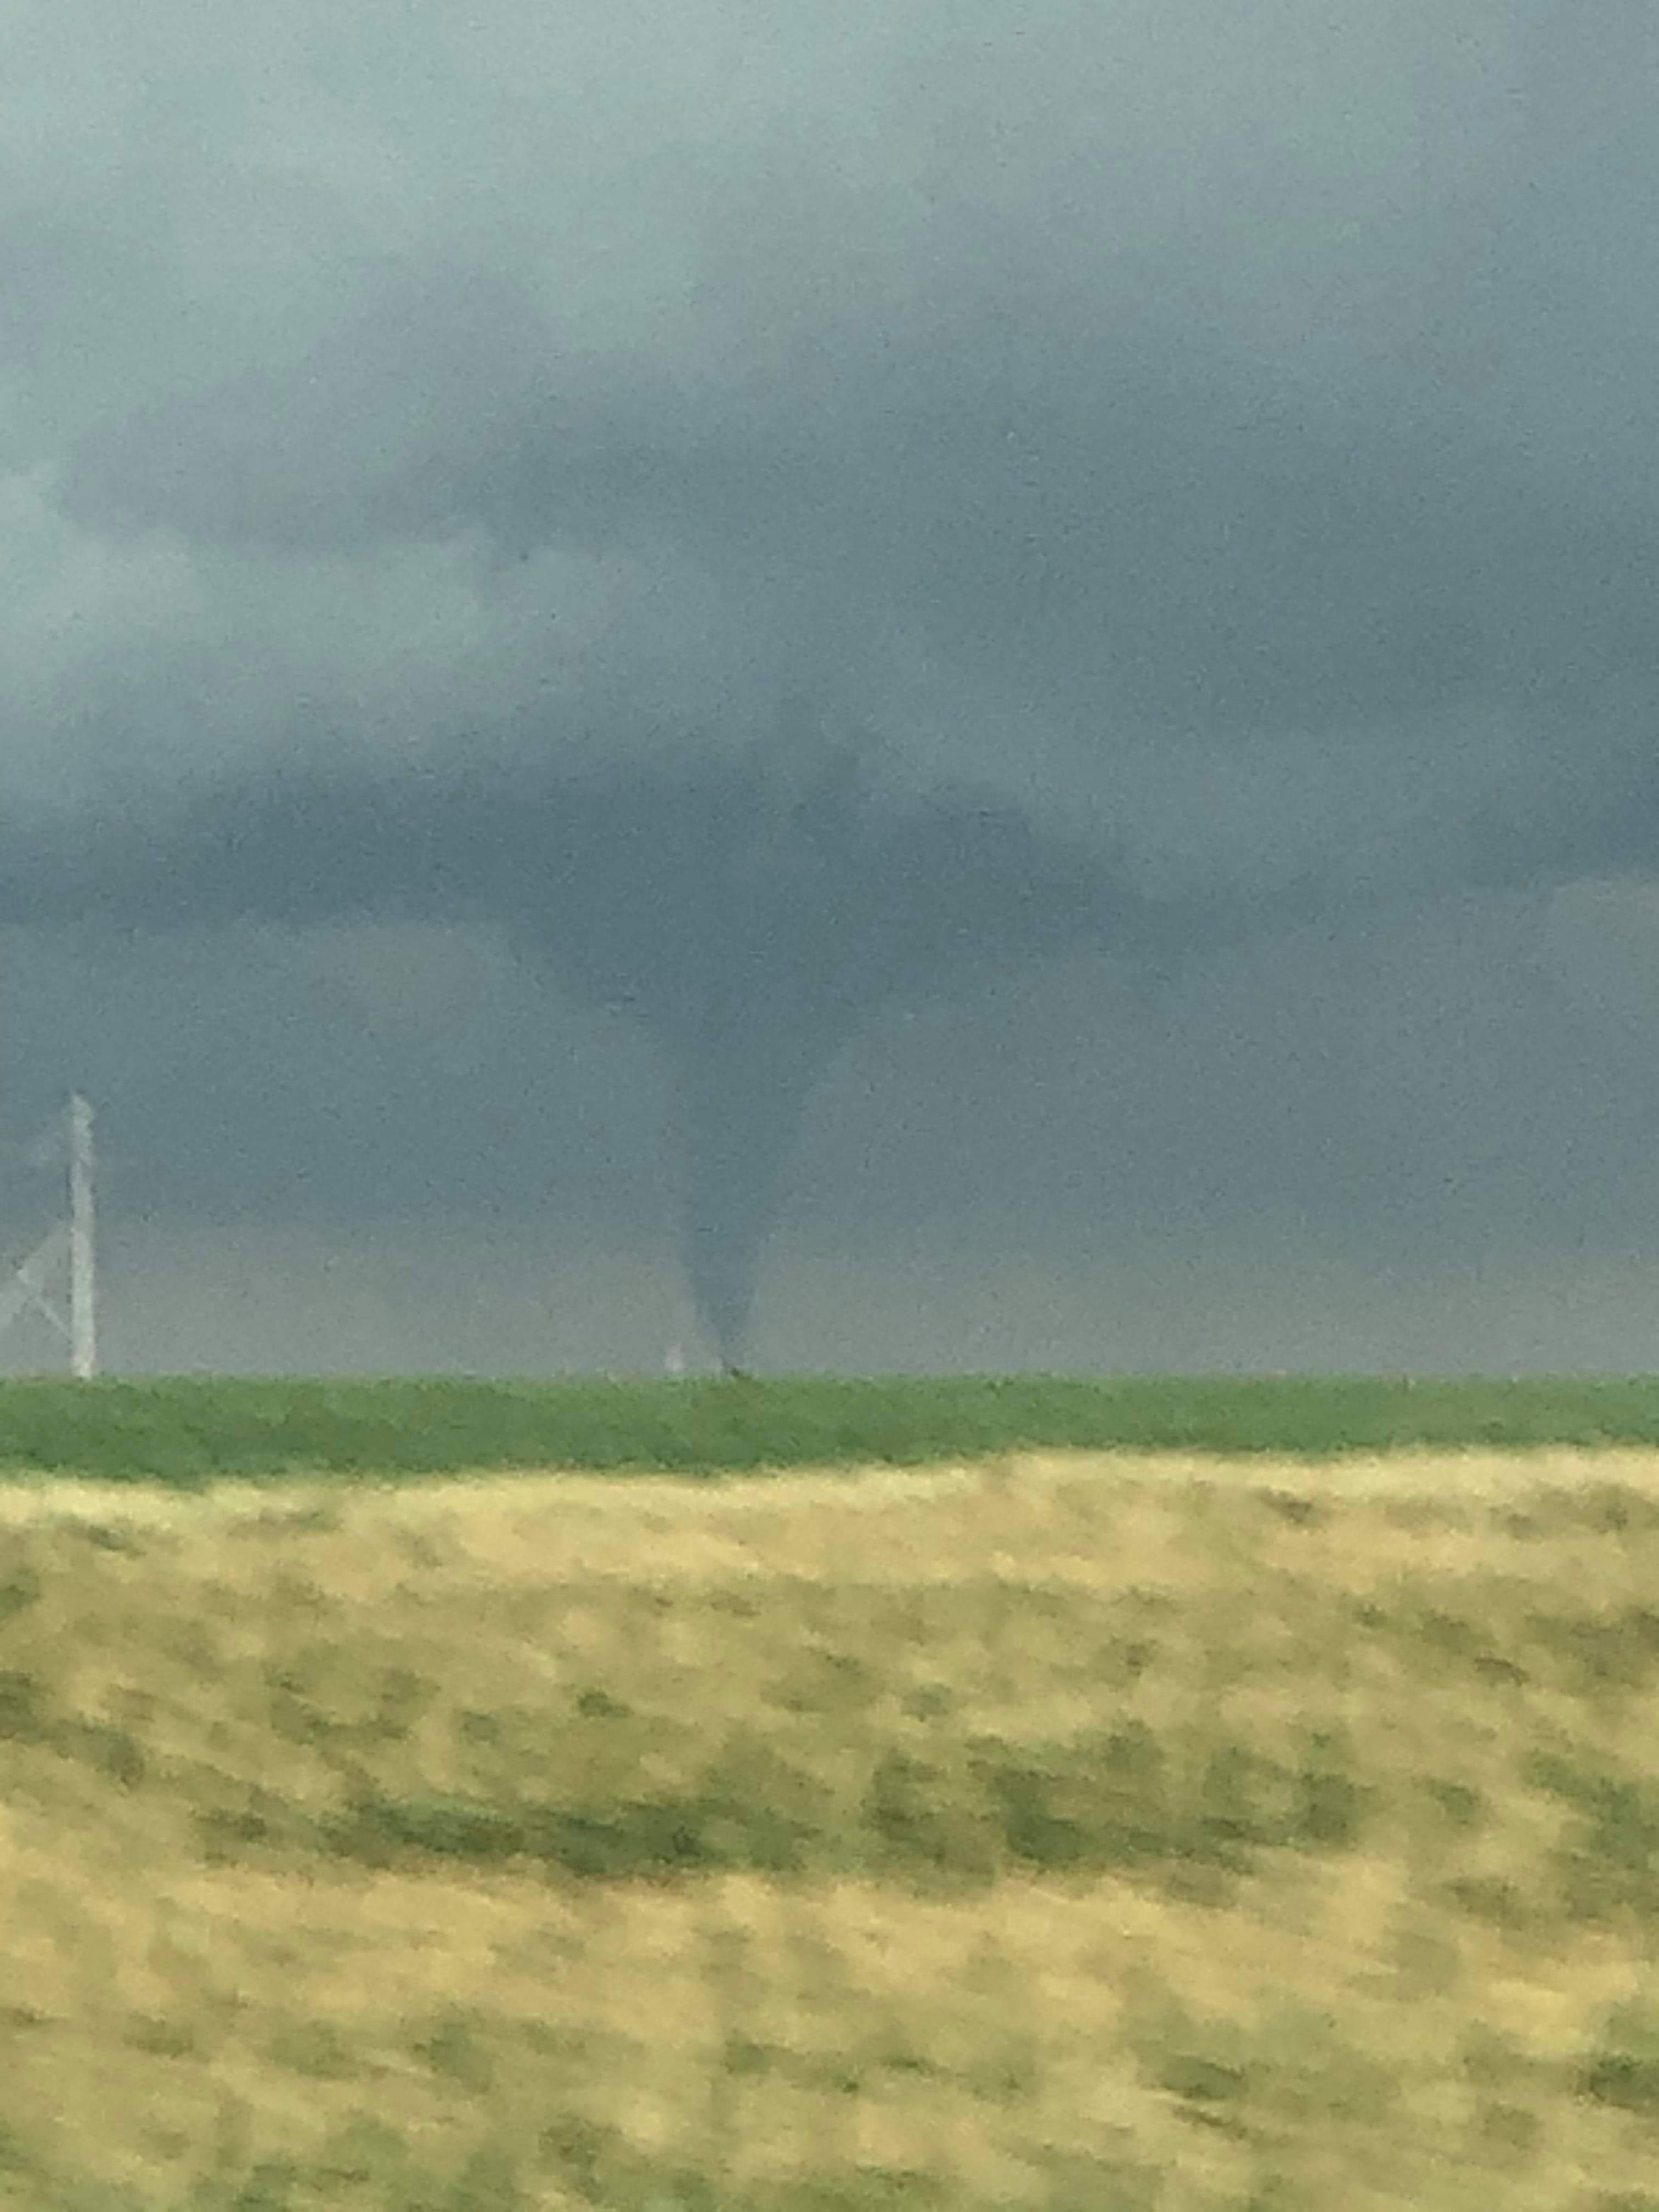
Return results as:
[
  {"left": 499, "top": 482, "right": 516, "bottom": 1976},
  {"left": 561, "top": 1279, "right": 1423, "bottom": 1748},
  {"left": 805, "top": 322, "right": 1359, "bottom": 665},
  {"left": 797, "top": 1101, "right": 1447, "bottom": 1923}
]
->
[{"left": 4, "top": 1372, "right": 1659, "bottom": 1484}]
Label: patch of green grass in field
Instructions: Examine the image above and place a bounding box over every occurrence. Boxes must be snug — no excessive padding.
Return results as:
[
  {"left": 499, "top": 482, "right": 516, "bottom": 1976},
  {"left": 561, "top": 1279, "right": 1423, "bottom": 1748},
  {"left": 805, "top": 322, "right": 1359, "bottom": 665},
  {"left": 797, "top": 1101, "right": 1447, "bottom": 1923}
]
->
[{"left": 3, "top": 1373, "right": 1659, "bottom": 1488}]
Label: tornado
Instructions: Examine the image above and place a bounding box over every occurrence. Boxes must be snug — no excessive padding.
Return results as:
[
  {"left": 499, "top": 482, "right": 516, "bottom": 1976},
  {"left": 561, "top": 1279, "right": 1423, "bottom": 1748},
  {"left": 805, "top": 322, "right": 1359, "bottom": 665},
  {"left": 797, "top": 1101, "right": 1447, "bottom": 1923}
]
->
[
  {"left": 546, "top": 738, "right": 1126, "bottom": 1370},
  {"left": 0, "top": 723, "right": 1356, "bottom": 1372}
]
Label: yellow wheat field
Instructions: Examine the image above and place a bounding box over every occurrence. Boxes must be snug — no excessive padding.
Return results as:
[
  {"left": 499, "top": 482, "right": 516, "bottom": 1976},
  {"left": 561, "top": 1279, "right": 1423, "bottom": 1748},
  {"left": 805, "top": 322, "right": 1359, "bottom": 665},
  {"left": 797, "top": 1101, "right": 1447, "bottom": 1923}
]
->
[{"left": 5, "top": 1448, "right": 1659, "bottom": 2208}]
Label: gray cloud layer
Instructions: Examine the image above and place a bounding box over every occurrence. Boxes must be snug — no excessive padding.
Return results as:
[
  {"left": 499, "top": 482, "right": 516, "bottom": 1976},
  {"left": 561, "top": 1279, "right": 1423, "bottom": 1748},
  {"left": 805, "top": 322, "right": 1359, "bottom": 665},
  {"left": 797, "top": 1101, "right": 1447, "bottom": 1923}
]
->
[{"left": 3, "top": 0, "right": 1657, "bottom": 1367}]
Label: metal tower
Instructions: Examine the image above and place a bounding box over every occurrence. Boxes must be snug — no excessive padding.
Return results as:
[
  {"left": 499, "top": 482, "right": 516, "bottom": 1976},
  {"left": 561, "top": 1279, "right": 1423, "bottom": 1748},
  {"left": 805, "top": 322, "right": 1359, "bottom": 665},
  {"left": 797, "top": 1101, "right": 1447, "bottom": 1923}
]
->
[{"left": 0, "top": 1094, "right": 97, "bottom": 1378}]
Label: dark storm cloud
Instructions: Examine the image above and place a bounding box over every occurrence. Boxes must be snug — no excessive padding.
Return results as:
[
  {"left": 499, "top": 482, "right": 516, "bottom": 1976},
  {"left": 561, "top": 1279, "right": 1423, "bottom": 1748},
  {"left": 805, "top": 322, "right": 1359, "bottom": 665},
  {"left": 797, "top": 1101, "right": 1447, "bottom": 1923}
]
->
[
  {"left": 5, "top": 0, "right": 1659, "bottom": 1368},
  {"left": 5, "top": 709, "right": 1636, "bottom": 1364},
  {"left": 48, "top": 127, "right": 1659, "bottom": 761},
  {"left": 13, "top": 0, "right": 1655, "bottom": 878},
  {"left": 61, "top": 256, "right": 1659, "bottom": 764},
  {"left": 3, "top": 738, "right": 1214, "bottom": 1361}
]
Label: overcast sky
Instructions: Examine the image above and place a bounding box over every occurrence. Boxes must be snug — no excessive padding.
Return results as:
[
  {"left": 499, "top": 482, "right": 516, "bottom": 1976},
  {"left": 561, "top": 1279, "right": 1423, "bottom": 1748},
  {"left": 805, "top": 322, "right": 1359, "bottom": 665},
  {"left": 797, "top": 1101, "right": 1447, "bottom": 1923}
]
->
[{"left": 4, "top": 0, "right": 1659, "bottom": 1373}]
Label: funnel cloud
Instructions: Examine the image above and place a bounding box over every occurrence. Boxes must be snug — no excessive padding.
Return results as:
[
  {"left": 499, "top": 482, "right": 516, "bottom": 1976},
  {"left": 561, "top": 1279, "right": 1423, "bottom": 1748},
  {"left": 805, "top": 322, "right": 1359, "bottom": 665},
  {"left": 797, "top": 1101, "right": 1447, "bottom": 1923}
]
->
[{"left": 7, "top": 738, "right": 1213, "bottom": 1367}]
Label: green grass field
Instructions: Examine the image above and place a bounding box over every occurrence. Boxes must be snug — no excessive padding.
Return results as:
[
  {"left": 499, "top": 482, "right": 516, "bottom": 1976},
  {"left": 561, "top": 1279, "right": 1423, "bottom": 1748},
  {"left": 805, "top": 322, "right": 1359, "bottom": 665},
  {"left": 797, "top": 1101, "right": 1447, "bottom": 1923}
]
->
[{"left": 5, "top": 1372, "right": 1659, "bottom": 1485}]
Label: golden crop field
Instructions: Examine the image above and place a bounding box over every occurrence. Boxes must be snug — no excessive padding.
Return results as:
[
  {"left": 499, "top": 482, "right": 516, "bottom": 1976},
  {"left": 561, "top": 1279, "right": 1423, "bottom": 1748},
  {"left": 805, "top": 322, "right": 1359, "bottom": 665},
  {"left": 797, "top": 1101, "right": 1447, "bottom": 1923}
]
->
[{"left": 5, "top": 1447, "right": 1659, "bottom": 2208}]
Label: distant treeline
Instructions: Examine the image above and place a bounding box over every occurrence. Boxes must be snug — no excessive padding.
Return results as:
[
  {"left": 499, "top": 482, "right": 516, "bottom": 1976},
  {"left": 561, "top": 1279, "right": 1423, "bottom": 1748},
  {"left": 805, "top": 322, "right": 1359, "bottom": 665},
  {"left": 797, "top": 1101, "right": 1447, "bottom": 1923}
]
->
[{"left": 1, "top": 1374, "right": 1658, "bottom": 1487}]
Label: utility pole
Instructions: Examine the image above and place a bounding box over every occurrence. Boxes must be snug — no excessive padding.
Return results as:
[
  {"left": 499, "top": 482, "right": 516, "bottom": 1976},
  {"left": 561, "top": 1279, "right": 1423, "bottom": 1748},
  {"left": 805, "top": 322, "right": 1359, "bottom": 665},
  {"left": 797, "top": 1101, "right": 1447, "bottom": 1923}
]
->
[
  {"left": 69, "top": 1093, "right": 95, "bottom": 1380},
  {"left": 0, "top": 1095, "right": 97, "bottom": 1377}
]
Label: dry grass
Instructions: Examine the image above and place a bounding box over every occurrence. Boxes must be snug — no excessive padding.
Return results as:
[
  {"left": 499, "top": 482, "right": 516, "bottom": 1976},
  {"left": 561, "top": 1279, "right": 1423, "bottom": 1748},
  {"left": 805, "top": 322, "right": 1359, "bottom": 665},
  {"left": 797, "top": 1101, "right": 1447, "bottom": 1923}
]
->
[{"left": 6, "top": 1449, "right": 1659, "bottom": 2207}]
